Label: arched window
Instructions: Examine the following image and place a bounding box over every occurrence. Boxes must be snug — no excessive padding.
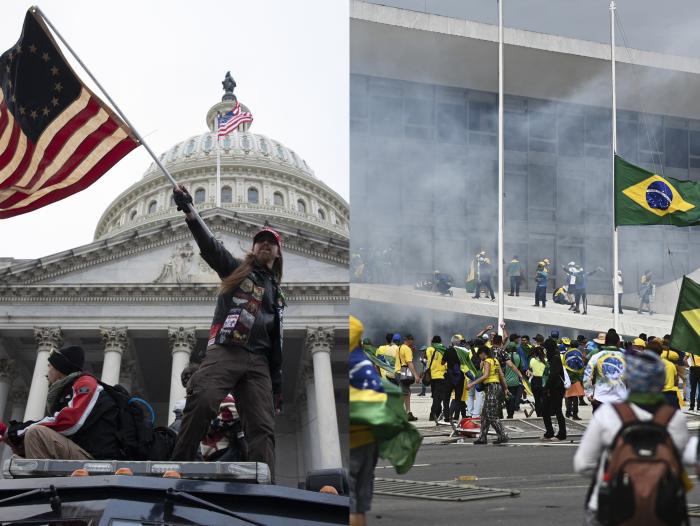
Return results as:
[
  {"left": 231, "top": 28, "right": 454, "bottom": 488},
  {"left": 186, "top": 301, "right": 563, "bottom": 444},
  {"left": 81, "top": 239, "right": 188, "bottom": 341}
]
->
[
  {"left": 194, "top": 188, "right": 205, "bottom": 204},
  {"left": 147, "top": 200, "right": 157, "bottom": 214},
  {"left": 129, "top": 210, "right": 137, "bottom": 221},
  {"left": 297, "top": 199, "right": 306, "bottom": 214},
  {"left": 221, "top": 186, "right": 232, "bottom": 203},
  {"left": 185, "top": 139, "right": 195, "bottom": 156},
  {"left": 222, "top": 136, "right": 232, "bottom": 150},
  {"left": 273, "top": 192, "right": 284, "bottom": 206},
  {"left": 247, "top": 187, "right": 259, "bottom": 204},
  {"left": 318, "top": 209, "right": 325, "bottom": 220}
]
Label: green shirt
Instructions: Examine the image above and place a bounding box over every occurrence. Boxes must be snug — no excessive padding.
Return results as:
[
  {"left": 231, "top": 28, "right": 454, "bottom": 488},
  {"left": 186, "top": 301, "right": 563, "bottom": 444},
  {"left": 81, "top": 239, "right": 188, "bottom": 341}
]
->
[
  {"left": 504, "top": 352, "right": 522, "bottom": 387},
  {"left": 507, "top": 260, "right": 522, "bottom": 277}
]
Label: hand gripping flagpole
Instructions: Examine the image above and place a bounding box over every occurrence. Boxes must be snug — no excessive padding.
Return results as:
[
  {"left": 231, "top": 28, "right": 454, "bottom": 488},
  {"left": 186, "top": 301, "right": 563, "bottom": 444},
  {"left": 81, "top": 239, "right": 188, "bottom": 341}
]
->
[{"left": 33, "top": 6, "right": 214, "bottom": 237}]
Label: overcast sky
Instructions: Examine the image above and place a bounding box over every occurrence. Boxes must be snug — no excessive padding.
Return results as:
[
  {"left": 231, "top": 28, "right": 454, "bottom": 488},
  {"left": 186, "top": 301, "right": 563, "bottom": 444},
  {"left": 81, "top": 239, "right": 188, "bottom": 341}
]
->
[{"left": 0, "top": 0, "right": 348, "bottom": 259}]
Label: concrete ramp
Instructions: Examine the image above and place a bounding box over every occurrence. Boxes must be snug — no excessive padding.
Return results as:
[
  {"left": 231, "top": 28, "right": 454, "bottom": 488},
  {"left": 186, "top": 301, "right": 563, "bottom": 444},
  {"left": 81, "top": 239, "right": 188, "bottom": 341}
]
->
[{"left": 351, "top": 283, "right": 672, "bottom": 337}]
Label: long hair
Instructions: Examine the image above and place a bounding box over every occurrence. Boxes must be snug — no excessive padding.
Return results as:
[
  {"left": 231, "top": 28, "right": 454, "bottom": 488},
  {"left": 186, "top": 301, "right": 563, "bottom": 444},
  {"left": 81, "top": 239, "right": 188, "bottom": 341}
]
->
[{"left": 219, "top": 251, "right": 283, "bottom": 294}]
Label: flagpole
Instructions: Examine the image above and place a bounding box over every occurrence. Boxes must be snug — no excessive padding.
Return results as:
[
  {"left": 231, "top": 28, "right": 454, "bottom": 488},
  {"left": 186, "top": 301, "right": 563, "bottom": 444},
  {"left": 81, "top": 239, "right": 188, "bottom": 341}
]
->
[
  {"left": 216, "top": 114, "right": 222, "bottom": 208},
  {"left": 33, "top": 6, "right": 213, "bottom": 237},
  {"left": 610, "top": 1, "right": 620, "bottom": 332},
  {"left": 497, "top": 0, "right": 505, "bottom": 335}
]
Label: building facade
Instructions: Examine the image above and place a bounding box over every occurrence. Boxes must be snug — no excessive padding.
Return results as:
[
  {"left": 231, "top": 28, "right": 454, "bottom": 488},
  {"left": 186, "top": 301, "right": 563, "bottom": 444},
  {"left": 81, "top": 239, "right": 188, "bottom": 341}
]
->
[
  {"left": 0, "top": 80, "right": 350, "bottom": 487},
  {"left": 351, "top": 1, "right": 700, "bottom": 318}
]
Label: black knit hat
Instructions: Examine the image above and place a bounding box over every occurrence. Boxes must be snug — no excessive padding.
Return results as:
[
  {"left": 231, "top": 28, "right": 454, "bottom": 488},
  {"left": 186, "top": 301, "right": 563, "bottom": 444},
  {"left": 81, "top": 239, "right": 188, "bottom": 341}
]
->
[{"left": 48, "top": 345, "right": 85, "bottom": 375}]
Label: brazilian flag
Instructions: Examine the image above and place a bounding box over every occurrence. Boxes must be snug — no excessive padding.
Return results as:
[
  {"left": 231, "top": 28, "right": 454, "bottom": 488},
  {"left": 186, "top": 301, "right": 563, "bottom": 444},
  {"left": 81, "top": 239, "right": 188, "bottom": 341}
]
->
[
  {"left": 615, "top": 155, "right": 700, "bottom": 227},
  {"left": 670, "top": 276, "right": 700, "bottom": 355},
  {"left": 465, "top": 258, "right": 477, "bottom": 293}
]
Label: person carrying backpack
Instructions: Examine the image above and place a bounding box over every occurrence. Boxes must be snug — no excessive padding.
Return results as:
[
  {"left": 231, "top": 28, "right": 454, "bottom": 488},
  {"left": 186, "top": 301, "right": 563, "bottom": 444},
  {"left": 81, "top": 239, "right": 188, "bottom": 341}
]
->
[{"left": 574, "top": 350, "right": 690, "bottom": 526}]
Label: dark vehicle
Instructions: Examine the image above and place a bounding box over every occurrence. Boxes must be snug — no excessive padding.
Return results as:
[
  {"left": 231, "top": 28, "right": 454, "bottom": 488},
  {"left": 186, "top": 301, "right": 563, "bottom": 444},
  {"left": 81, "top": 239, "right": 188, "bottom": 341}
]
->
[{"left": 0, "top": 459, "right": 348, "bottom": 525}]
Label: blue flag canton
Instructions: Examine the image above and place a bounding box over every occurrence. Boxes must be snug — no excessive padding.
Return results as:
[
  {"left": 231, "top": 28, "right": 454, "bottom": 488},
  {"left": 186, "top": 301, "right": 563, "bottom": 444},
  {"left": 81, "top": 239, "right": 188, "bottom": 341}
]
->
[
  {"left": 0, "top": 12, "right": 81, "bottom": 143},
  {"left": 646, "top": 180, "right": 673, "bottom": 210},
  {"left": 350, "top": 348, "right": 385, "bottom": 393}
]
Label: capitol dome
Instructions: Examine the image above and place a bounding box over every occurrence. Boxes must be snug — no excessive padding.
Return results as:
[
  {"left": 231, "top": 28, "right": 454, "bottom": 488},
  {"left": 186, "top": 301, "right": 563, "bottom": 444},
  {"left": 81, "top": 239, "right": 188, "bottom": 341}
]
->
[{"left": 94, "top": 82, "right": 349, "bottom": 241}]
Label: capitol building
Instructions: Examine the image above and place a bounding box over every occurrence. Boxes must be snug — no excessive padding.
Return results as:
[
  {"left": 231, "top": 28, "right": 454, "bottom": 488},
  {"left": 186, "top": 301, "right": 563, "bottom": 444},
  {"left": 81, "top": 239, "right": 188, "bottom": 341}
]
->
[{"left": 0, "top": 77, "right": 349, "bottom": 487}]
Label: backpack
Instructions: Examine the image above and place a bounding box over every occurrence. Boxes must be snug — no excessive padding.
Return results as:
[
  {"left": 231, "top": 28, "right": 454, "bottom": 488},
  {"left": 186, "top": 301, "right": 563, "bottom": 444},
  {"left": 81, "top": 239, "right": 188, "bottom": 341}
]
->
[
  {"left": 596, "top": 403, "right": 688, "bottom": 526},
  {"left": 99, "top": 382, "right": 176, "bottom": 461}
]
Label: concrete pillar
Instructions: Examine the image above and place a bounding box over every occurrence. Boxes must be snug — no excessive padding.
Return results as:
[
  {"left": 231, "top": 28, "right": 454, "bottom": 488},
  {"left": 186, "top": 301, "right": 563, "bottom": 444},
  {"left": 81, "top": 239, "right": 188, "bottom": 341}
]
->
[
  {"left": 306, "top": 326, "right": 342, "bottom": 470},
  {"left": 167, "top": 327, "right": 195, "bottom": 425},
  {"left": 100, "top": 327, "right": 128, "bottom": 386},
  {"left": 303, "top": 375, "right": 323, "bottom": 470},
  {"left": 25, "top": 327, "right": 63, "bottom": 421},
  {"left": 0, "top": 359, "right": 16, "bottom": 422}
]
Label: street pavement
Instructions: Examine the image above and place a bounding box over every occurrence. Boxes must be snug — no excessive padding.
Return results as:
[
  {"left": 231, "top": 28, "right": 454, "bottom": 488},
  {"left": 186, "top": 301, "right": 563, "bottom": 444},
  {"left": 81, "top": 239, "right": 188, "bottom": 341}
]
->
[{"left": 365, "top": 391, "right": 700, "bottom": 525}]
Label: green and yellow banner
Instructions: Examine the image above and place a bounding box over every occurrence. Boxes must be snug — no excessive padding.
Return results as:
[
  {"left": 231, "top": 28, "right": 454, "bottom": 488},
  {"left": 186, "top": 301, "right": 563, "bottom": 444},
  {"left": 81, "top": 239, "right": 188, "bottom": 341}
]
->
[
  {"left": 670, "top": 276, "right": 700, "bottom": 355},
  {"left": 615, "top": 155, "right": 700, "bottom": 227}
]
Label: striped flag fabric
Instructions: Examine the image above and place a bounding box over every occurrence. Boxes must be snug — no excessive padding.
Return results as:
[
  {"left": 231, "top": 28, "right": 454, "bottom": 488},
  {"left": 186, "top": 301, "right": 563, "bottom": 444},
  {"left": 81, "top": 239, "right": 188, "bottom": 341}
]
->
[
  {"left": 0, "top": 9, "right": 139, "bottom": 219},
  {"left": 217, "top": 100, "right": 253, "bottom": 138}
]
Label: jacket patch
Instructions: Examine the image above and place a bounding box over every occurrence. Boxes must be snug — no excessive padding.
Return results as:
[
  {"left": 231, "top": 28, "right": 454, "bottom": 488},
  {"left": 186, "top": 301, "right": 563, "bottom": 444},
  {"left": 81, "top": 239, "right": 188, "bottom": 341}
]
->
[{"left": 77, "top": 386, "right": 91, "bottom": 395}]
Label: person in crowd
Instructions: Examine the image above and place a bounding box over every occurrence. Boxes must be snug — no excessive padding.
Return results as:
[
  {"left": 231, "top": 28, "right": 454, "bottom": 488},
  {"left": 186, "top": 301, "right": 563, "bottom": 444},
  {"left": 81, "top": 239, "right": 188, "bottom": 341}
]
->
[
  {"left": 638, "top": 270, "right": 654, "bottom": 315},
  {"left": 646, "top": 339, "right": 680, "bottom": 408},
  {"left": 542, "top": 338, "right": 567, "bottom": 441},
  {"left": 395, "top": 334, "right": 419, "bottom": 420},
  {"left": 553, "top": 284, "right": 571, "bottom": 306},
  {"left": 1, "top": 346, "right": 122, "bottom": 460},
  {"left": 473, "top": 254, "right": 495, "bottom": 301},
  {"left": 563, "top": 340, "right": 585, "bottom": 421},
  {"left": 375, "top": 333, "right": 394, "bottom": 380},
  {"left": 533, "top": 261, "right": 548, "bottom": 308},
  {"left": 561, "top": 261, "right": 579, "bottom": 309},
  {"left": 426, "top": 336, "right": 449, "bottom": 422},
  {"left": 527, "top": 344, "right": 547, "bottom": 417},
  {"left": 571, "top": 265, "right": 601, "bottom": 315},
  {"left": 442, "top": 336, "right": 467, "bottom": 423},
  {"left": 687, "top": 350, "right": 700, "bottom": 412},
  {"left": 575, "top": 335, "right": 590, "bottom": 407},
  {"left": 379, "top": 334, "right": 401, "bottom": 383},
  {"left": 583, "top": 330, "right": 627, "bottom": 412},
  {"left": 417, "top": 345, "right": 428, "bottom": 396},
  {"left": 501, "top": 341, "right": 525, "bottom": 418},
  {"left": 170, "top": 364, "right": 199, "bottom": 433},
  {"left": 466, "top": 345, "right": 509, "bottom": 444},
  {"left": 466, "top": 340, "right": 485, "bottom": 418},
  {"left": 507, "top": 255, "right": 522, "bottom": 296},
  {"left": 573, "top": 350, "right": 688, "bottom": 526},
  {"left": 170, "top": 186, "right": 284, "bottom": 479}
]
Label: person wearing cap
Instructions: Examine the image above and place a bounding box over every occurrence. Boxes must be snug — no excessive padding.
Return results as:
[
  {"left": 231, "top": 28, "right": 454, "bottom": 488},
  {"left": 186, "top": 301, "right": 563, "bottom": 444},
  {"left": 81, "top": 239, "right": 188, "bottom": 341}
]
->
[
  {"left": 395, "top": 334, "right": 419, "bottom": 420},
  {"left": 1, "top": 346, "right": 122, "bottom": 460},
  {"left": 170, "top": 186, "right": 285, "bottom": 476},
  {"left": 473, "top": 253, "right": 495, "bottom": 301},
  {"left": 533, "top": 261, "right": 548, "bottom": 308},
  {"left": 574, "top": 350, "right": 688, "bottom": 523}
]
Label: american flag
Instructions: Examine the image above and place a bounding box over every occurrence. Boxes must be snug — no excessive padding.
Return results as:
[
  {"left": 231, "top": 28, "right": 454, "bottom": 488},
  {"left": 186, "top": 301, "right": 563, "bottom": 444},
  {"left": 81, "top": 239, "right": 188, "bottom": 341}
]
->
[
  {"left": 0, "top": 9, "right": 139, "bottom": 219},
  {"left": 217, "top": 100, "right": 253, "bottom": 138}
]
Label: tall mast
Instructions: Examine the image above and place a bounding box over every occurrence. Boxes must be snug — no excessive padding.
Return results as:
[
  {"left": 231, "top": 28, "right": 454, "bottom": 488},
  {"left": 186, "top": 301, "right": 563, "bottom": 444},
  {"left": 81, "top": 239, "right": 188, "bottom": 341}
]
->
[
  {"left": 497, "top": 0, "right": 505, "bottom": 334},
  {"left": 610, "top": 1, "right": 620, "bottom": 331}
]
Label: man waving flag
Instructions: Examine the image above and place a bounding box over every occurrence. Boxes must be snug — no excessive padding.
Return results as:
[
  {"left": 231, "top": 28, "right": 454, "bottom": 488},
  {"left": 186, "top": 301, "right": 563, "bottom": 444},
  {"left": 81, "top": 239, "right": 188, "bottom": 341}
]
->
[
  {"left": 0, "top": 8, "right": 139, "bottom": 219},
  {"left": 615, "top": 155, "right": 700, "bottom": 227}
]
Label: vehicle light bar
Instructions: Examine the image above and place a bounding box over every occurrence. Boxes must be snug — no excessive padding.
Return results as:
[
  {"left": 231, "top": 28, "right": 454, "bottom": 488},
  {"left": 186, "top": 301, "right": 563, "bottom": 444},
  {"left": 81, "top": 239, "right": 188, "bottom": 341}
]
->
[{"left": 3, "top": 459, "right": 271, "bottom": 484}]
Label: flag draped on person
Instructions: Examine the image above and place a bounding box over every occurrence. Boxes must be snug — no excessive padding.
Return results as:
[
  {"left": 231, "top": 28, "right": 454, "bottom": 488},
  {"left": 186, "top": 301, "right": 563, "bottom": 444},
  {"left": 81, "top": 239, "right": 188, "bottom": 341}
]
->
[
  {"left": 670, "top": 276, "right": 700, "bottom": 355},
  {"left": 0, "top": 9, "right": 139, "bottom": 219},
  {"left": 614, "top": 155, "right": 700, "bottom": 227},
  {"left": 217, "top": 100, "right": 253, "bottom": 138},
  {"left": 465, "top": 258, "right": 477, "bottom": 293}
]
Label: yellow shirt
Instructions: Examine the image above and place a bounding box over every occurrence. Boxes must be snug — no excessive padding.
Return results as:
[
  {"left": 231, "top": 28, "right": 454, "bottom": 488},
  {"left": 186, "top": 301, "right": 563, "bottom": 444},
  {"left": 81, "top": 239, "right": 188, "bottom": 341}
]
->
[
  {"left": 689, "top": 354, "right": 700, "bottom": 367},
  {"left": 483, "top": 357, "right": 501, "bottom": 384},
  {"left": 426, "top": 346, "right": 447, "bottom": 380},
  {"left": 662, "top": 358, "right": 678, "bottom": 392},
  {"left": 530, "top": 357, "right": 546, "bottom": 377},
  {"left": 395, "top": 344, "right": 413, "bottom": 373},
  {"left": 661, "top": 349, "right": 680, "bottom": 364}
]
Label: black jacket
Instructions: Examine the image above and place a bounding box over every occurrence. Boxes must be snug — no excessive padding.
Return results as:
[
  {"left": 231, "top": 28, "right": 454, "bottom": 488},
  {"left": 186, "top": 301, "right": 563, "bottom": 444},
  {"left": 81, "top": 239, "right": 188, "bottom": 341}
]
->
[
  {"left": 10, "top": 374, "right": 122, "bottom": 459},
  {"left": 187, "top": 219, "right": 284, "bottom": 394}
]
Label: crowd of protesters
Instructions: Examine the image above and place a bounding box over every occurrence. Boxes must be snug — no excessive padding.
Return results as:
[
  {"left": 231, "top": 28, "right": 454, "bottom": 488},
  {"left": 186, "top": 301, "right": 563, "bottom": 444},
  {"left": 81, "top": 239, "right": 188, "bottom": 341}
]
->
[{"left": 364, "top": 324, "right": 693, "bottom": 443}]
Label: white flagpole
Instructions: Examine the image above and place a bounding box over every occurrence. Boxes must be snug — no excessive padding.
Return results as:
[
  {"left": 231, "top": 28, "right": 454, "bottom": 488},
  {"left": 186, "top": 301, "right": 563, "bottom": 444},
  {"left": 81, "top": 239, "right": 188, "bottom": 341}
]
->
[
  {"left": 497, "top": 0, "right": 505, "bottom": 335},
  {"left": 610, "top": 1, "right": 620, "bottom": 332},
  {"left": 216, "top": 114, "right": 222, "bottom": 208},
  {"left": 34, "top": 6, "right": 213, "bottom": 237}
]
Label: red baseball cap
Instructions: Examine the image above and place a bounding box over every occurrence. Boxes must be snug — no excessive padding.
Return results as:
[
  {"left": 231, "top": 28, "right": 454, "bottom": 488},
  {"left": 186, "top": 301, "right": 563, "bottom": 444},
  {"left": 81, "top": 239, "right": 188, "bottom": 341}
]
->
[{"left": 253, "top": 227, "right": 282, "bottom": 252}]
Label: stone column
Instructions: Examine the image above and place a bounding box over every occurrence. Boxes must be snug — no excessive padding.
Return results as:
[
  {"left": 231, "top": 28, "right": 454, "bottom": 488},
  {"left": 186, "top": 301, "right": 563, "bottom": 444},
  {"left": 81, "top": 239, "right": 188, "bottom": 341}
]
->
[
  {"left": 25, "top": 327, "right": 63, "bottom": 421},
  {"left": 167, "top": 327, "right": 196, "bottom": 424},
  {"left": 0, "top": 358, "right": 15, "bottom": 421},
  {"left": 306, "top": 327, "right": 342, "bottom": 470},
  {"left": 100, "top": 327, "right": 128, "bottom": 386}
]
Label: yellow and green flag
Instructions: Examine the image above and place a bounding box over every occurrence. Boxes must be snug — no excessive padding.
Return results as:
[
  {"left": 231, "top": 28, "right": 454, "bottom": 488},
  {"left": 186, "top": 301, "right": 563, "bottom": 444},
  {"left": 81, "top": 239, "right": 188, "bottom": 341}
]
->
[
  {"left": 615, "top": 155, "right": 700, "bottom": 227},
  {"left": 670, "top": 276, "right": 700, "bottom": 355}
]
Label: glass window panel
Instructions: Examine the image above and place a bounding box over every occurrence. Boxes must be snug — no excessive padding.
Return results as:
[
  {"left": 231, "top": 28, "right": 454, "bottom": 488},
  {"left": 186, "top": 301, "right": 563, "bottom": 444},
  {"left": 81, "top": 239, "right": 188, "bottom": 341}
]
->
[
  {"left": 194, "top": 188, "right": 205, "bottom": 204},
  {"left": 273, "top": 192, "right": 284, "bottom": 206},
  {"left": 221, "top": 186, "right": 232, "bottom": 203},
  {"left": 297, "top": 199, "right": 306, "bottom": 213},
  {"left": 247, "top": 187, "right": 259, "bottom": 204},
  {"left": 665, "top": 128, "right": 688, "bottom": 169}
]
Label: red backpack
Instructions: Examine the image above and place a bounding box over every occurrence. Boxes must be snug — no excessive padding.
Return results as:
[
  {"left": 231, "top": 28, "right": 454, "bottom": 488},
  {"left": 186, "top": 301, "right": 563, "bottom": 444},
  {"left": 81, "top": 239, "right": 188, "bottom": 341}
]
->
[{"left": 596, "top": 403, "right": 688, "bottom": 526}]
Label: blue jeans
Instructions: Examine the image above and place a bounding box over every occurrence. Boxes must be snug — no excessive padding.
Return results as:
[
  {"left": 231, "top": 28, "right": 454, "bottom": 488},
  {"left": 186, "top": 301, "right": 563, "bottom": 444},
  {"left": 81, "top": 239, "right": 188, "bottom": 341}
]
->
[{"left": 535, "top": 285, "right": 547, "bottom": 306}]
